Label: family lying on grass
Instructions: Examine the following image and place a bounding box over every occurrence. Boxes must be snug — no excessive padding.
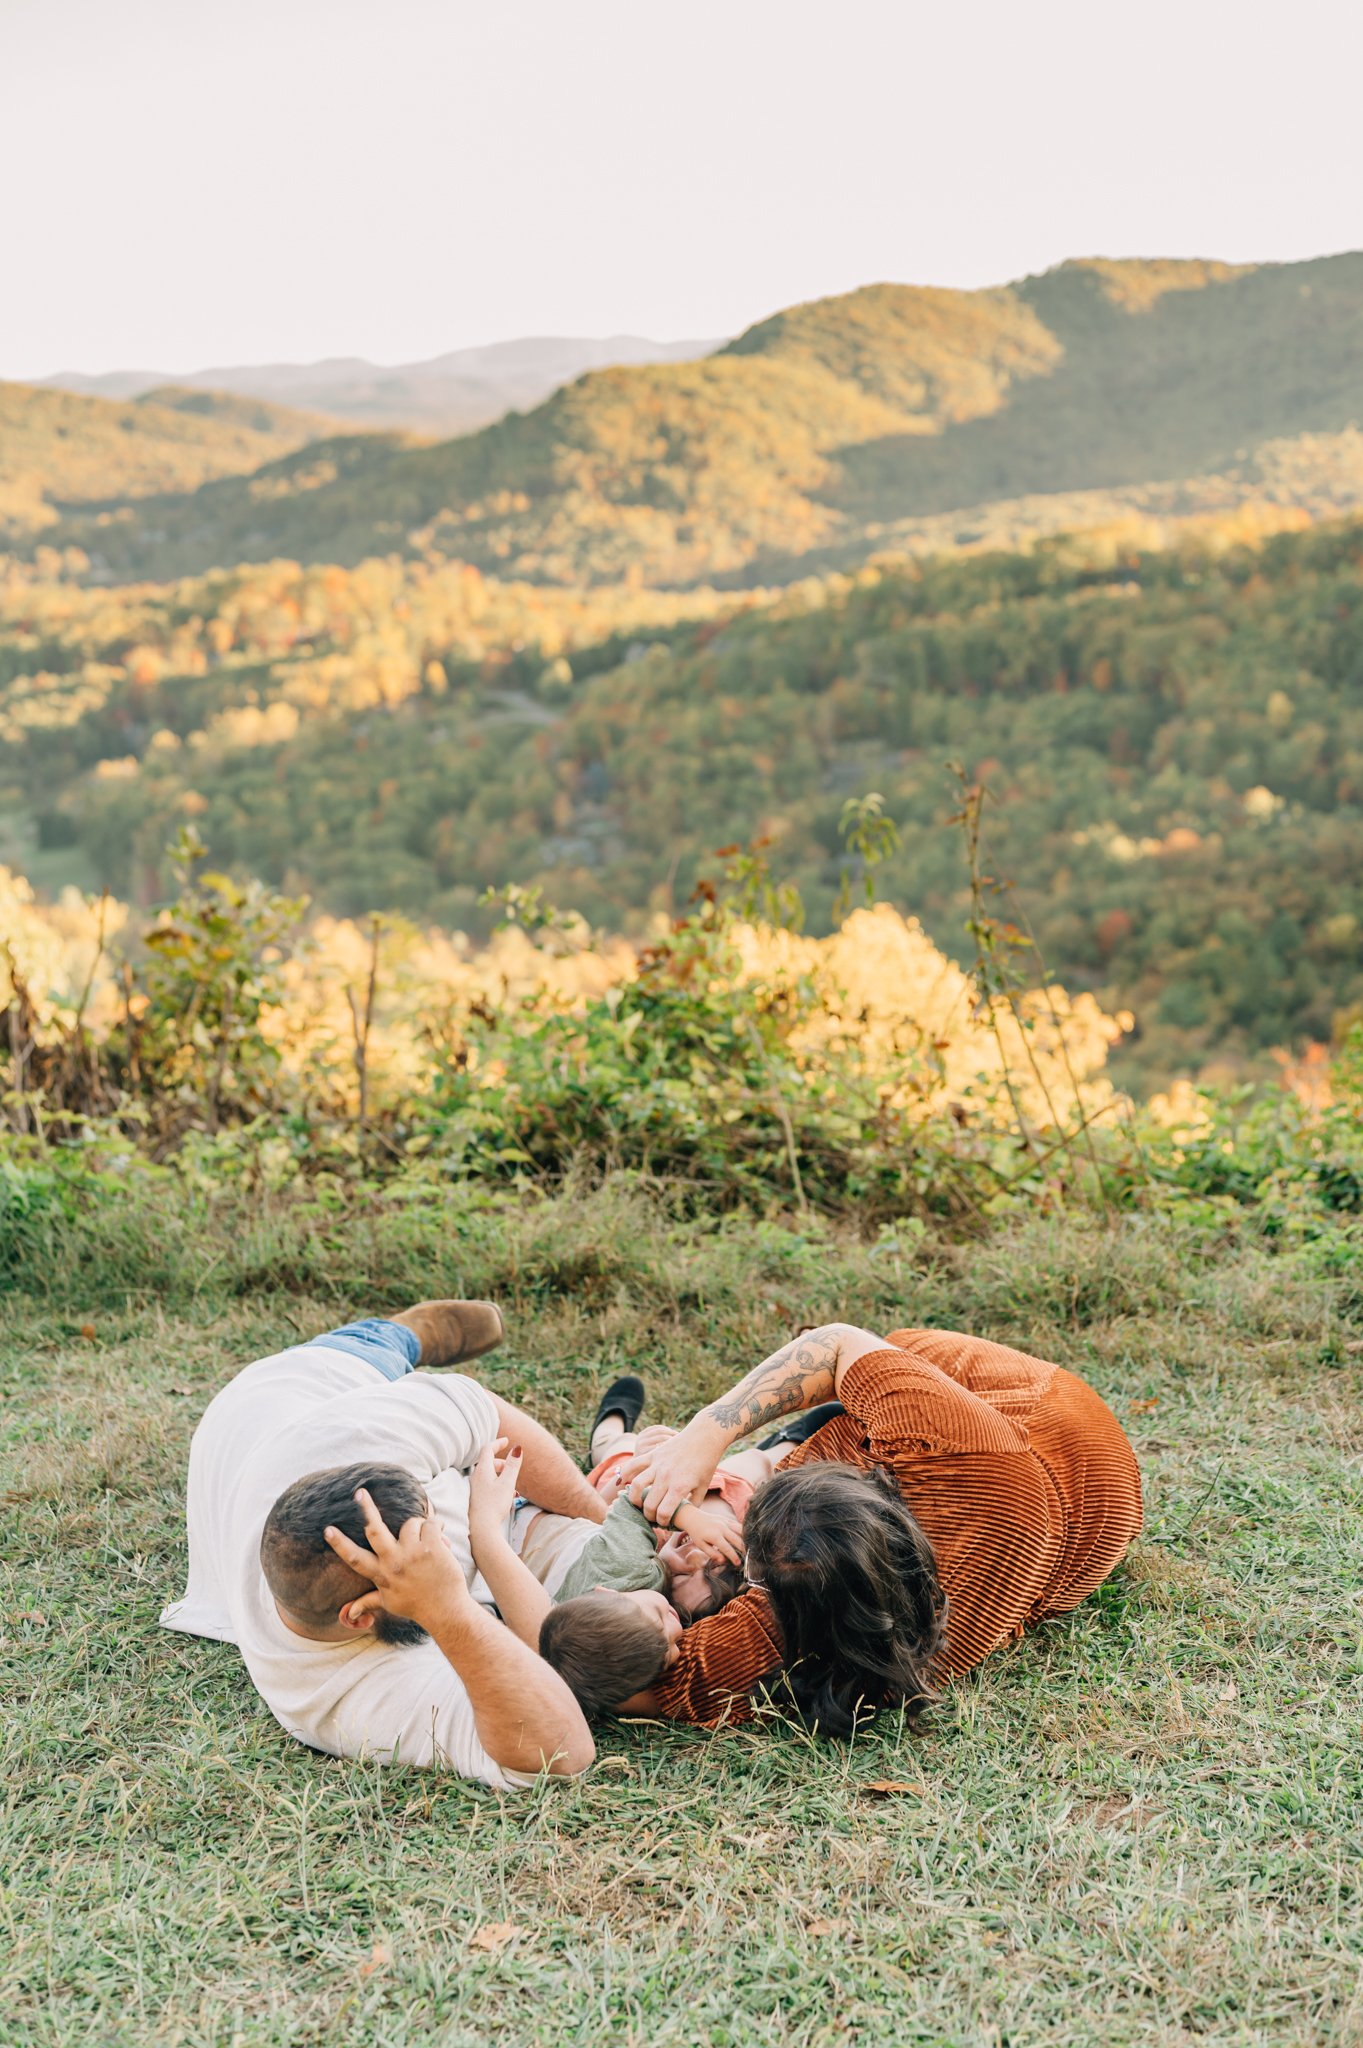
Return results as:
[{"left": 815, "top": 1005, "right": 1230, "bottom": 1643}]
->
[{"left": 161, "top": 1299, "right": 1142, "bottom": 1789}]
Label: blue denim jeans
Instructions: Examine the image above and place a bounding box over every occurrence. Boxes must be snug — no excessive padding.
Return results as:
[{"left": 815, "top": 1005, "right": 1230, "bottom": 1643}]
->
[{"left": 309, "top": 1317, "right": 420, "bottom": 1380}]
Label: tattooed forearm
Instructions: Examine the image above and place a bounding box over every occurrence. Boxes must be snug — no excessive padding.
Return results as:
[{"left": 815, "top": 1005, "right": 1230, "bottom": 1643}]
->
[{"left": 706, "top": 1328, "right": 844, "bottom": 1434}]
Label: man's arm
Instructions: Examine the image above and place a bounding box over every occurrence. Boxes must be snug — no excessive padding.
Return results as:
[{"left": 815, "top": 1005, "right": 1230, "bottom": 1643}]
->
[
  {"left": 618, "top": 1324, "right": 886, "bottom": 1527},
  {"left": 423, "top": 1597, "right": 591, "bottom": 1773},
  {"left": 490, "top": 1396, "right": 606, "bottom": 1524},
  {"left": 327, "top": 1488, "right": 593, "bottom": 1776}
]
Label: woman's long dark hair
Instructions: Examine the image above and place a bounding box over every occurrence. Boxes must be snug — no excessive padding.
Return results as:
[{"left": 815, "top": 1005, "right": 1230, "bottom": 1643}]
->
[{"left": 743, "top": 1462, "right": 947, "bottom": 1737}]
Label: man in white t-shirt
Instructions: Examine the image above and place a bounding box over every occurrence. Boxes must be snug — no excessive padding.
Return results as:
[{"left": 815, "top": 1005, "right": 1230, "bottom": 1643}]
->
[{"left": 161, "top": 1299, "right": 603, "bottom": 1789}]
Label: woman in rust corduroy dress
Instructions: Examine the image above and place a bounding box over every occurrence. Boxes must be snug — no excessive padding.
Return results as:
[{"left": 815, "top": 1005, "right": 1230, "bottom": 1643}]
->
[{"left": 622, "top": 1324, "right": 1143, "bottom": 1728}]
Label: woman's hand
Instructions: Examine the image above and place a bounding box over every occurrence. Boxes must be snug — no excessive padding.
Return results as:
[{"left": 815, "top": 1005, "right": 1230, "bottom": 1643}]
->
[
  {"left": 617, "top": 1415, "right": 728, "bottom": 1528},
  {"left": 324, "top": 1486, "right": 467, "bottom": 1627},
  {"left": 467, "top": 1438, "right": 523, "bottom": 1548},
  {"left": 632, "top": 1424, "right": 680, "bottom": 1455}
]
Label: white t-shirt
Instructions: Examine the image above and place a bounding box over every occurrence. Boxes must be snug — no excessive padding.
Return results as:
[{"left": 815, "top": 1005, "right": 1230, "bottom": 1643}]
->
[
  {"left": 160, "top": 1344, "right": 536, "bottom": 1790},
  {"left": 509, "top": 1502, "right": 597, "bottom": 1598}
]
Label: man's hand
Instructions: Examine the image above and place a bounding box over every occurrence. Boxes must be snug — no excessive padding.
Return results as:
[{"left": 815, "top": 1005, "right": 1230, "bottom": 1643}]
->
[
  {"left": 325, "top": 1491, "right": 592, "bottom": 1778},
  {"left": 468, "top": 1438, "right": 523, "bottom": 1547},
  {"left": 324, "top": 1487, "right": 467, "bottom": 1628}
]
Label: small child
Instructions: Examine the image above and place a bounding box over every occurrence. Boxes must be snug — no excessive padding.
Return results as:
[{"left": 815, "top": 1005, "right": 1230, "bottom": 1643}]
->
[
  {"left": 539, "top": 1589, "right": 682, "bottom": 1716},
  {"left": 508, "top": 1424, "right": 761, "bottom": 1617},
  {"left": 531, "top": 1380, "right": 843, "bottom": 1716}
]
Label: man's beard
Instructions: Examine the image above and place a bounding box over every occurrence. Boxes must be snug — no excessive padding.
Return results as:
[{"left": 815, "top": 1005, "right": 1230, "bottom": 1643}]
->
[{"left": 372, "top": 1611, "right": 430, "bottom": 1648}]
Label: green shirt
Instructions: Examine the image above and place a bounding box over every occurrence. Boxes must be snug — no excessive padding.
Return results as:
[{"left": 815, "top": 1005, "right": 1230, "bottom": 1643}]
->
[{"left": 554, "top": 1496, "right": 666, "bottom": 1604}]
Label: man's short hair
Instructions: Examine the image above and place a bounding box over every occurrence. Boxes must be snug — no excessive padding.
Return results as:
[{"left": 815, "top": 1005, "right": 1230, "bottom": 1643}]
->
[
  {"left": 261, "top": 1461, "right": 427, "bottom": 1638},
  {"left": 539, "top": 1594, "right": 668, "bottom": 1715}
]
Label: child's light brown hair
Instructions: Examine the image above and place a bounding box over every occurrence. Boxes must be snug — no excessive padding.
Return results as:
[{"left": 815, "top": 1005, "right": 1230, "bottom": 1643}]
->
[{"left": 539, "top": 1594, "right": 668, "bottom": 1714}]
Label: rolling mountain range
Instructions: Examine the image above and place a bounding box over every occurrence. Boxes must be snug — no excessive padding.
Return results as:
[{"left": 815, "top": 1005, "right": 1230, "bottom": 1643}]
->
[
  {"left": 41, "top": 334, "right": 722, "bottom": 438},
  {"left": 25, "top": 252, "right": 1363, "bottom": 588},
  {"left": 7, "top": 253, "right": 1363, "bottom": 1086},
  {"left": 0, "top": 381, "right": 333, "bottom": 540}
]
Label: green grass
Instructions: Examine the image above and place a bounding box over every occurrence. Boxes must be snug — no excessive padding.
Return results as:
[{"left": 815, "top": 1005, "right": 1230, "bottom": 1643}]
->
[{"left": 4, "top": 1180, "right": 1362, "bottom": 2045}]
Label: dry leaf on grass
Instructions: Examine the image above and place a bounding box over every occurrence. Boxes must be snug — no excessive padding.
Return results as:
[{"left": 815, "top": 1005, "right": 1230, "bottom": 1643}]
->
[
  {"left": 861, "top": 1779, "right": 924, "bottom": 1798},
  {"left": 359, "top": 1942, "right": 391, "bottom": 1977},
  {"left": 468, "top": 1921, "right": 523, "bottom": 1953}
]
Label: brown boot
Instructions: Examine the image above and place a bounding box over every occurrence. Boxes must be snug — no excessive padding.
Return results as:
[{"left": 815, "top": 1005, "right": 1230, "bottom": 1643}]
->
[{"left": 391, "top": 1299, "right": 505, "bottom": 1368}]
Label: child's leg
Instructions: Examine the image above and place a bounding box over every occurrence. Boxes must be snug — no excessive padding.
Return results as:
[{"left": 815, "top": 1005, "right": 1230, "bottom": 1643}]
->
[
  {"left": 715, "top": 1445, "right": 780, "bottom": 1487},
  {"left": 587, "top": 1436, "right": 639, "bottom": 1504}
]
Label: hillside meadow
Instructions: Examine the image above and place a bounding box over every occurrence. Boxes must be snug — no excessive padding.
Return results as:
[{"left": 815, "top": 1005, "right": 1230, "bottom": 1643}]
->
[
  {"left": 5, "top": 247, "right": 1363, "bottom": 2043},
  {"left": 5, "top": 1167, "right": 1363, "bottom": 2045},
  {"left": 5, "top": 680, "right": 1363, "bottom": 2046}
]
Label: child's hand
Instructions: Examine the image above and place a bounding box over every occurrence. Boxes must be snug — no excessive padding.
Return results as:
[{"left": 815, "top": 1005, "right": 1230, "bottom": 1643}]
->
[
  {"left": 467, "top": 1438, "right": 523, "bottom": 1543},
  {"left": 670, "top": 1504, "right": 744, "bottom": 1567}
]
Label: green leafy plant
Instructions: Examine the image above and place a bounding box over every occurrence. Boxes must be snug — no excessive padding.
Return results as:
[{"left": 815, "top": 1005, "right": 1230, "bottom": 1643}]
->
[{"left": 118, "top": 827, "right": 308, "bottom": 1139}]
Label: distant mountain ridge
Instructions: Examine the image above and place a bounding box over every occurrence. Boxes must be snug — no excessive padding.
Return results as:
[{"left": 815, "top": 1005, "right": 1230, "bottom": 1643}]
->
[
  {"left": 26, "top": 252, "right": 1363, "bottom": 586},
  {"left": 41, "top": 334, "right": 724, "bottom": 437},
  {"left": 0, "top": 381, "right": 333, "bottom": 540}
]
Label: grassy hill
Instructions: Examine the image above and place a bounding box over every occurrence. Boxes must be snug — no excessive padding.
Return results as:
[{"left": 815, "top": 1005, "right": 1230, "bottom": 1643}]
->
[
  {"left": 0, "top": 382, "right": 337, "bottom": 541},
  {"left": 39, "top": 252, "right": 1363, "bottom": 585},
  {"left": 9, "top": 1172, "right": 1362, "bottom": 2045}
]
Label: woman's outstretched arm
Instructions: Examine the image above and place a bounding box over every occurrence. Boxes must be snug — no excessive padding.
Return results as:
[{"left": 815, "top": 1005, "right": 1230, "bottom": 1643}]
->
[{"left": 617, "top": 1323, "right": 886, "bottom": 1527}]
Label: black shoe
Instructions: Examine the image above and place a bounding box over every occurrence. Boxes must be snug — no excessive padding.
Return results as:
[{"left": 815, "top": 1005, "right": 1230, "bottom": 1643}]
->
[
  {"left": 758, "top": 1400, "right": 846, "bottom": 1452},
  {"left": 585, "top": 1374, "right": 646, "bottom": 1466}
]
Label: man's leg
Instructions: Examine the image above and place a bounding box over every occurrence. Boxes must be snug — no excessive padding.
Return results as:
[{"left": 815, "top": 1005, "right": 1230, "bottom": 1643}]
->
[
  {"left": 308, "top": 1317, "right": 423, "bottom": 1380},
  {"left": 304, "top": 1300, "right": 504, "bottom": 1379}
]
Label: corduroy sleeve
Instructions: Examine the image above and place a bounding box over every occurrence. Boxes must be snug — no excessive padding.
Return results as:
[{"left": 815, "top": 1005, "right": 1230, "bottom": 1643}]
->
[
  {"left": 838, "top": 1348, "right": 1035, "bottom": 1458},
  {"left": 883, "top": 1328, "right": 1059, "bottom": 1418},
  {"left": 650, "top": 1586, "right": 785, "bottom": 1727},
  {"left": 831, "top": 1349, "right": 1064, "bottom": 1679}
]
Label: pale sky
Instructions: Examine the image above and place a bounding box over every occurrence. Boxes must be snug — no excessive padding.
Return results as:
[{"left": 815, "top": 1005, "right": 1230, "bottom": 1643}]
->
[{"left": 4, "top": 0, "right": 1361, "bottom": 378}]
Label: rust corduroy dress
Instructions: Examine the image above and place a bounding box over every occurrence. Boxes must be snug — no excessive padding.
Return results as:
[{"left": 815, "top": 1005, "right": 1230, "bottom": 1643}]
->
[{"left": 652, "top": 1326, "right": 1143, "bottom": 1726}]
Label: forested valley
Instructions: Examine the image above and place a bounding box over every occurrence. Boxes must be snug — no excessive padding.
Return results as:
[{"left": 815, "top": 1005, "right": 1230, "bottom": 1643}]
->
[
  {"left": 6, "top": 516, "right": 1363, "bottom": 1085},
  {"left": 6, "top": 251, "right": 1363, "bottom": 1088}
]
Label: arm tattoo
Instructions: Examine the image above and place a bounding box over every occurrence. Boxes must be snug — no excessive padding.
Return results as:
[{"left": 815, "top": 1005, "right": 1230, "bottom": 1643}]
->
[{"left": 708, "top": 1329, "right": 842, "bottom": 1434}]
